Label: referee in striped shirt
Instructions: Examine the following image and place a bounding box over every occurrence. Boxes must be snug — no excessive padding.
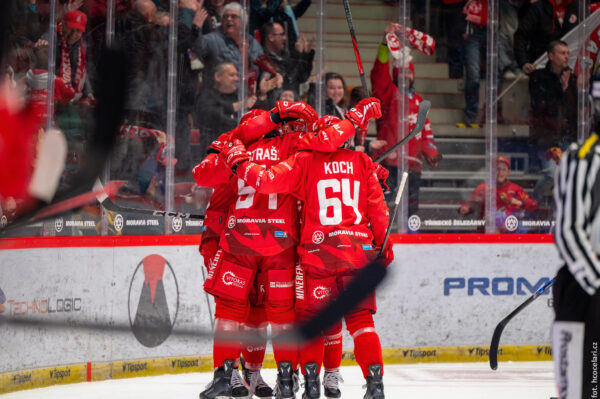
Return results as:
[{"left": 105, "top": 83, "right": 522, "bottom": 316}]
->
[{"left": 553, "top": 124, "right": 600, "bottom": 398}]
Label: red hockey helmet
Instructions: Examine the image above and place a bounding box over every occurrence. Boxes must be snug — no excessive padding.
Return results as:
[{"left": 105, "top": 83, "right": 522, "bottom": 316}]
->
[
  {"left": 312, "top": 115, "right": 342, "bottom": 132},
  {"left": 240, "top": 108, "right": 268, "bottom": 125}
]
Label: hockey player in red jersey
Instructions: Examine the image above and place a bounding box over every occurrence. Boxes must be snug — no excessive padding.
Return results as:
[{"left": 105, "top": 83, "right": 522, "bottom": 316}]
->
[
  {"left": 195, "top": 110, "right": 282, "bottom": 399},
  {"left": 194, "top": 98, "right": 381, "bottom": 399},
  {"left": 221, "top": 104, "right": 392, "bottom": 399}
]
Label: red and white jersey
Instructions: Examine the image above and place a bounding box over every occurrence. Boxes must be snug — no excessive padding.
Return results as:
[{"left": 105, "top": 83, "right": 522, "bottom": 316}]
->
[
  {"left": 193, "top": 119, "right": 358, "bottom": 257},
  {"left": 237, "top": 149, "right": 389, "bottom": 271},
  {"left": 199, "top": 182, "right": 236, "bottom": 249},
  {"left": 371, "top": 56, "right": 439, "bottom": 171}
]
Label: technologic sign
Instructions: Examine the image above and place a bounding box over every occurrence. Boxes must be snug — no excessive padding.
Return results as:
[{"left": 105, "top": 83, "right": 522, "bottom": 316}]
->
[{"left": 128, "top": 254, "right": 179, "bottom": 348}]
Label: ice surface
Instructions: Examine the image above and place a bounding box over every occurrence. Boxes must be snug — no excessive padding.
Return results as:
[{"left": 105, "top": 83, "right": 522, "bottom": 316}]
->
[{"left": 1, "top": 361, "right": 555, "bottom": 399}]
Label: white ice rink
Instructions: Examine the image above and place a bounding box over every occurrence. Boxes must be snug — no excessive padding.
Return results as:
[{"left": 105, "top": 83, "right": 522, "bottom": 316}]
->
[{"left": 1, "top": 361, "right": 557, "bottom": 399}]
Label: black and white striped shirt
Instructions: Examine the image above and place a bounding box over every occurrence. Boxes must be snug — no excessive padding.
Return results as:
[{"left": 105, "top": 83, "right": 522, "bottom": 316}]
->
[{"left": 554, "top": 134, "right": 600, "bottom": 295}]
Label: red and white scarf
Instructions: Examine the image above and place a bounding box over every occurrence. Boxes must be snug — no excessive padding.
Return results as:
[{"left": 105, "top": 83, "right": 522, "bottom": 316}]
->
[{"left": 57, "top": 22, "right": 86, "bottom": 94}]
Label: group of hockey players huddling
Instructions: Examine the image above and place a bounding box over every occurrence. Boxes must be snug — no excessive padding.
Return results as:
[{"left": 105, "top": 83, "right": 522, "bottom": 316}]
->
[{"left": 192, "top": 97, "right": 394, "bottom": 399}]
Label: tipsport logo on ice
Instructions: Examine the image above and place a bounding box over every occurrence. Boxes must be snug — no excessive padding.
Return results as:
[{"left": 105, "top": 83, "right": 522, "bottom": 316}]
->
[{"left": 128, "top": 254, "right": 179, "bottom": 348}]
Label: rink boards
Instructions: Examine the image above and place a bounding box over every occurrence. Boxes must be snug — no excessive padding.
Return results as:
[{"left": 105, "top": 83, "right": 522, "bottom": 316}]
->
[{"left": 0, "top": 234, "right": 559, "bottom": 394}]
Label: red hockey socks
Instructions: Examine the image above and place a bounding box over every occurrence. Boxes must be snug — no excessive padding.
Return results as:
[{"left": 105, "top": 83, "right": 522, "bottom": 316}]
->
[
  {"left": 346, "top": 311, "right": 383, "bottom": 378},
  {"left": 353, "top": 332, "right": 383, "bottom": 378},
  {"left": 241, "top": 306, "right": 268, "bottom": 370},
  {"left": 271, "top": 322, "right": 299, "bottom": 370},
  {"left": 299, "top": 336, "right": 325, "bottom": 374},
  {"left": 323, "top": 322, "right": 343, "bottom": 371},
  {"left": 213, "top": 318, "right": 242, "bottom": 368}
]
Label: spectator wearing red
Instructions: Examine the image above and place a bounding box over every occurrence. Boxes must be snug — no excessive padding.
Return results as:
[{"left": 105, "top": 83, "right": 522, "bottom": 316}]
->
[
  {"left": 52, "top": 10, "right": 94, "bottom": 101},
  {"left": 371, "top": 24, "right": 442, "bottom": 215},
  {"left": 458, "top": 155, "right": 538, "bottom": 231}
]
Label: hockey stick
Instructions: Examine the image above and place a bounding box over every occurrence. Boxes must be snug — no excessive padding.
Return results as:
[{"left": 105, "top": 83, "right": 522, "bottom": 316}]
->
[
  {"left": 94, "top": 179, "right": 205, "bottom": 220},
  {"left": 489, "top": 277, "right": 555, "bottom": 370},
  {"left": 374, "top": 100, "right": 431, "bottom": 163},
  {"left": 342, "top": 0, "right": 370, "bottom": 97},
  {"left": 0, "top": 183, "right": 121, "bottom": 234},
  {"left": 200, "top": 265, "right": 215, "bottom": 330},
  {"left": 379, "top": 171, "right": 408, "bottom": 256}
]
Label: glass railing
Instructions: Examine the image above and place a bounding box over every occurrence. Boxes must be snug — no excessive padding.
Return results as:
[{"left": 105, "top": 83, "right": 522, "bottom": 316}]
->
[{"left": 0, "top": 0, "right": 594, "bottom": 238}]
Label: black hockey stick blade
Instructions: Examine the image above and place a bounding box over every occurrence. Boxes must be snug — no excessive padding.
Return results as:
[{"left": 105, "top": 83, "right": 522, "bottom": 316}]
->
[
  {"left": 55, "top": 46, "right": 129, "bottom": 199},
  {"left": 0, "top": 184, "right": 120, "bottom": 234},
  {"left": 0, "top": 1, "right": 10, "bottom": 68},
  {"left": 489, "top": 277, "right": 555, "bottom": 370},
  {"left": 342, "top": 0, "right": 370, "bottom": 97},
  {"left": 94, "top": 178, "right": 205, "bottom": 220},
  {"left": 375, "top": 100, "right": 431, "bottom": 163},
  {"left": 379, "top": 171, "right": 408, "bottom": 256}
]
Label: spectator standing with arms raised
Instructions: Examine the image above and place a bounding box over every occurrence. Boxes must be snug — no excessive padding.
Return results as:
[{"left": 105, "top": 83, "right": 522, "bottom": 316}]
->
[
  {"left": 371, "top": 23, "right": 442, "bottom": 213},
  {"left": 260, "top": 22, "right": 314, "bottom": 104},
  {"left": 193, "top": 2, "right": 263, "bottom": 88}
]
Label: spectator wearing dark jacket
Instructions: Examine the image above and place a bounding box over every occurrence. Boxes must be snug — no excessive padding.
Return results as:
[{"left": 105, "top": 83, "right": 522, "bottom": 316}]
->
[
  {"left": 529, "top": 40, "right": 577, "bottom": 149},
  {"left": 195, "top": 62, "right": 257, "bottom": 155},
  {"left": 528, "top": 40, "right": 576, "bottom": 204},
  {"left": 514, "top": 0, "right": 579, "bottom": 74},
  {"left": 260, "top": 22, "right": 313, "bottom": 102},
  {"left": 250, "top": 0, "right": 311, "bottom": 51}
]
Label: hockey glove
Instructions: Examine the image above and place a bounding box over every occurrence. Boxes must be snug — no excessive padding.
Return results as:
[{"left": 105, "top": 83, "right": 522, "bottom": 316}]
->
[
  {"left": 379, "top": 242, "right": 394, "bottom": 267},
  {"left": 274, "top": 101, "right": 318, "bottom": 125},
  {"left": 345, "top": 97, "right": 382, "bottom": 129},
  {"left": 426, "top": 153, "right": 443, "bottom": 168},
  {"left": 374, "top": 162, "right": 390, "bottom": 192},
  {"left": 207, "top": 132, "right": 231, "bottom": 154},
  {"left": 222, "top": 139, "right": 249, "bottom": 173}
]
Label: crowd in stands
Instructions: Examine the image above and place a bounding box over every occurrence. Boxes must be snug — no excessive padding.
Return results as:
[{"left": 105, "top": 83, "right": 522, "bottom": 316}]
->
[{"left": 3, "top": 0, "right": 598, "bottom": 234}]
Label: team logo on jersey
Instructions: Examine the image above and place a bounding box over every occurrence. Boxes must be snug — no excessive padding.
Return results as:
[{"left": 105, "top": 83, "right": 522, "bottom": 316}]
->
[
  {"left": 55, "top": 217, "right": 64, "bottom": 232},
  {"left": 312, "top": 286, "right": 331, "bottom": 300},
  {"left": 274, "top": 231, "right": 287, "bottom": 238},
  {"left": 171, "top": 216, "right": 183, "bottom": 232},
  {"left": 569, "top": 14, "right": 577, "bottom": 24},
  {"left": 407, "top": 215, "right": 421, "bottom": 232},
  {"left": 228, "top": 215, "right": 236, "bottom": 229},
  {"left": 128, "top": 254, "right": 179, "bottom": 348},
  {"left": 362, "top": 244, "right": 373, "bottom": 250},
  {"left": 222, "top": 271, "right": 246, "bottom": 289},
  {"left": 312, "top": 231, "right": 325, "bottom": 244},
  {"left": 504, "top": 215, "right": 519, "bottom": 232},
  {"left": 114, "top": 214, "right": 124, "bottom": 232}
]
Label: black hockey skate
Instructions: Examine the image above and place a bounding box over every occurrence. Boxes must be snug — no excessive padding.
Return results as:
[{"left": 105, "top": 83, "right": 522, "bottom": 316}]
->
[
  {"left": 243, "top": 367, "right": 274, "bottom": 398},
  {"left": 199, "top": 359, "right": 234, "bottom": 399},
  {"left": 301, "top": 362, "right": 320, "bottom": 399},
  {"left": 322, "top": 369, "right": 343, "bottom": 399},
  {"left": 363, "top": 364, "right": 384, "bottom": 399},
  {"left": 274, "top": 361, "right": 296, "bottom": 399},
  {"left": 231, "top": 367, "right": 250, "bottom": 398}
]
